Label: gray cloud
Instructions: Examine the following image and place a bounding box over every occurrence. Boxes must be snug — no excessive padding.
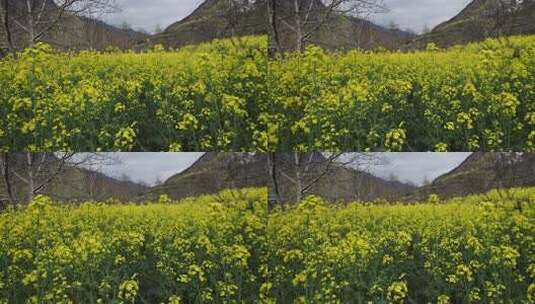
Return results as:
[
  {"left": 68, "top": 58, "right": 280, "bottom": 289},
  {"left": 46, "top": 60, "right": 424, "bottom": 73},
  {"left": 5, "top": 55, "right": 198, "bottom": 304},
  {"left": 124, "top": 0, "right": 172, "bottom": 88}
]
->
[{"left": 103, "top": 0, "right": 472, "bottom": 33}]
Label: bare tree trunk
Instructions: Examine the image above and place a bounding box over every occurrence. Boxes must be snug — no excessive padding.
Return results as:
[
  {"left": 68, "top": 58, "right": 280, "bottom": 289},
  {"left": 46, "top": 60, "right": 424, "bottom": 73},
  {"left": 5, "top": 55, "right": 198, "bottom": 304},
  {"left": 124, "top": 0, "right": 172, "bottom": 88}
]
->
[
  {"left": 293, "top": 0, "right": 303, "bottom": 52},
  {"left": 25, "top": 0, "right": 35, "bottom": 47},
  {"left": 267, "top": 152, "right": 282, "bottom": 210},
  {"left": 293, "top": 152, "right": 303, "bottom": 201},
  {"left": 26, "top": 152, "right": 35, "bottom": 201},
  {"left": 0, "top": 0, "right": 16, "bottom": 56},
  {"left": 0, "top": 153, "right": 16, "bottom": 207},
  {"left": 267, "top": 0, "right": 283, "bottom": 55}
]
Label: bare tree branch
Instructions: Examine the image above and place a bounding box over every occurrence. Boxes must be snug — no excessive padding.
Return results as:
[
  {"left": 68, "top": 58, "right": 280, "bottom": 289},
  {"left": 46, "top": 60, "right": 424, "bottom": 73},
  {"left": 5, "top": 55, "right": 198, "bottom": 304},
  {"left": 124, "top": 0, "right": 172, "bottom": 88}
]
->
[
  {"left": 271, "top": 0, "right": 386, "bottom": 52},
  {"left": 0, "top": 152, "right": 119, "bottom": 205},
  {"left": 1, "top": 0, "right": 119, "bottom": 51},
  {"left": 300, "top": 153, "right": 342, "bottom": 195},
  {"left": 269, "top": 152, "right": 384, "bottom": 204},
  {"left": 32, "top": 152, "right": 75, "bottom": 195}
]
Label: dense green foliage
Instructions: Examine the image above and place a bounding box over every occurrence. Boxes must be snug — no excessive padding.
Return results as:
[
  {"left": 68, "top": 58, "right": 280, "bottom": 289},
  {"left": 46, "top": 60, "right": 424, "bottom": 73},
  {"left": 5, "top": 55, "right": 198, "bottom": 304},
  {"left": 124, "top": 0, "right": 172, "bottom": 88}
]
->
[
  {"left": 0, "top": 37, "right": 268, "bottom": 151},
  {"left": 266, "top": 188, "right": 535, "bottom": 303},
  {"left": 0, "top": 189, "right": 267, "bottom": 303},
  {"left": 268, "top": 36, "right": 535, "bottom": 151}
]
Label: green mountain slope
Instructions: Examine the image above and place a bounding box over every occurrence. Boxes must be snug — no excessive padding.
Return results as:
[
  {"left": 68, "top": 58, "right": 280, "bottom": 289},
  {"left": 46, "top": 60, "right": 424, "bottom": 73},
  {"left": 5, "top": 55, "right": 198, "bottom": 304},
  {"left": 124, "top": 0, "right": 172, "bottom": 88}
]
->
[
  {"left": 143, "top": 153, "right": 268, "bottom": 200},
  {"left": 406, "top": 153, "right": 535, "bottom": 201},
  {"left": 147, "top": 0, "right": 413, "bottom": 50},
  {"left": 413, "top": 0, "right": 535, "bottom": 47},
  {"left": 148, "top": 0, "right": 267, "bottom": 48},
  {"left": 143, "top": 152, "right": 415, "bottom": 203}
]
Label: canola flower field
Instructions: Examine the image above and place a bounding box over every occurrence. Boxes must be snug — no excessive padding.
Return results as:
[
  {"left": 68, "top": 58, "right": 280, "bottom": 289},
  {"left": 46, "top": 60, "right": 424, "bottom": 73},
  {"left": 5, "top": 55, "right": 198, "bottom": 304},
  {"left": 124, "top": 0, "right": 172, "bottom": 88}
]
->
[
  {"left": 268, "top": 36, "right": 535, "bottom": 151},
  {"left": 266, "top": 188, "right": 535, "bottom": 303},
  {"left": 1, "top": 187, "right": 534, "bottom": 303},
  {"left": 0, "top": 37, "right": 268, "bottom": 151},
  {"left": 0, "top": 189, "right": 267, "bottom": 304},
  {"left": 1, "top": 35, "right": 535, "bottom": 151}
]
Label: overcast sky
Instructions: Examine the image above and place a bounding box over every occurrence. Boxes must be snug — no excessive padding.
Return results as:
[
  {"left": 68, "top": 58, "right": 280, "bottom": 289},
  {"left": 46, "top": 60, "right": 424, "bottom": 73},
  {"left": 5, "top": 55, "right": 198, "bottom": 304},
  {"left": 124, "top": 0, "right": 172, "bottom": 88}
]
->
[
  {"left": 90, "top": 153, "right": 204, "bottom": 186},
  {"left": 368, "top": 153, "right": 471, "bottom": 185},
  {"left": 105, "top": 0, "right": 472, "bottom": 34},
  {"left": 88, "top": 153, "right": 471, "bottom": 186},
  {"left": 374, "top": 0, "right": 471, "bottom": 32}
]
